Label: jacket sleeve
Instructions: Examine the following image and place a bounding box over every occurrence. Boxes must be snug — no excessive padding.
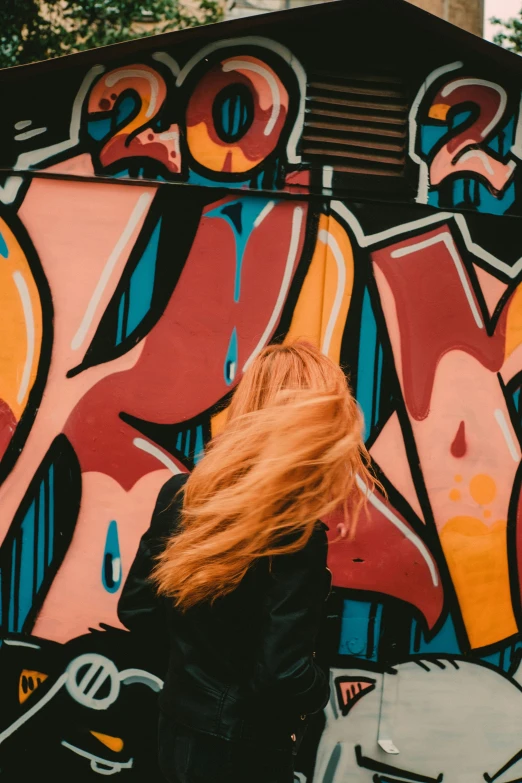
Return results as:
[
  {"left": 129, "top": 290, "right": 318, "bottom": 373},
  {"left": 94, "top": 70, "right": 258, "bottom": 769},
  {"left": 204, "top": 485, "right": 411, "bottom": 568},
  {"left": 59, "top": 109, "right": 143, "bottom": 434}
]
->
[
  {"left": 249, "top": 523, "right": 331, "bottom": 718},
  {"left": 117, "top": 473, "right": 188, "bottom": 639}
]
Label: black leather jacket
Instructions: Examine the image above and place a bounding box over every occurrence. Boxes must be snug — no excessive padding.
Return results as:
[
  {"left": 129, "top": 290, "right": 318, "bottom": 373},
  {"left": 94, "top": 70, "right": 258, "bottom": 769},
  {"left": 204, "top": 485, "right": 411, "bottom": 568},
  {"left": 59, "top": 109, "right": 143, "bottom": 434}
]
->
[{"left": 118, "top": 473, "right": 331, "bottom": 744}]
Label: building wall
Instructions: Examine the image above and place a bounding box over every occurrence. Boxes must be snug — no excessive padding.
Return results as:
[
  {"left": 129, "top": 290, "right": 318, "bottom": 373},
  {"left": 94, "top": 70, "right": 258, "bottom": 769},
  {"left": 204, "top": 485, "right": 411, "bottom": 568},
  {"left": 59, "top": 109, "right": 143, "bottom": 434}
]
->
[
  {"left": 0, "top": 9, "right": 521, "bottom": 781},
  {"left": 225, "top": 0, "right": 326, "bottom": 21},
  {"left": 407, "top": 0, "right": 484, "bottom": 35},
  {"left": 226, "top": 0, "right": 485, "bottom": 36}
]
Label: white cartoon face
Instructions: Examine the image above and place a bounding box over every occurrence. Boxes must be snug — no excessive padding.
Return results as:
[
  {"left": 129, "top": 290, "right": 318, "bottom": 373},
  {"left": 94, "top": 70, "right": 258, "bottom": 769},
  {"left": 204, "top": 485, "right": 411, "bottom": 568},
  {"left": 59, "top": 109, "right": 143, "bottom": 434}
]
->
[{"left": 313, "top": 658, "right": 522, "bottom": 783}]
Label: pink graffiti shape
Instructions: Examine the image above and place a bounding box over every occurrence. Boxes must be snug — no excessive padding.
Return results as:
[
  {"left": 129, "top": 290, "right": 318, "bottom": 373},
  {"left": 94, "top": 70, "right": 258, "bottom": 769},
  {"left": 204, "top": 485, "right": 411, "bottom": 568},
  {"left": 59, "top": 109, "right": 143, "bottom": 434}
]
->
[{"left": 372, "top": 225, "right": 506, "bottom": 421}]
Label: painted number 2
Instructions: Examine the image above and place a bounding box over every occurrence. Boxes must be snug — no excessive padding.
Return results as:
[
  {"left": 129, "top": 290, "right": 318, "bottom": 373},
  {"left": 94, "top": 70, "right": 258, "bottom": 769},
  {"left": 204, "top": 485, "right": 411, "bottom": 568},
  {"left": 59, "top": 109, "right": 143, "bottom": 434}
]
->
[
  {"left": 427, "top": 78, "right": 518, "bottom": 194},
  {"left": 86, "top": 64, "right": 181, "bottom": 177}
]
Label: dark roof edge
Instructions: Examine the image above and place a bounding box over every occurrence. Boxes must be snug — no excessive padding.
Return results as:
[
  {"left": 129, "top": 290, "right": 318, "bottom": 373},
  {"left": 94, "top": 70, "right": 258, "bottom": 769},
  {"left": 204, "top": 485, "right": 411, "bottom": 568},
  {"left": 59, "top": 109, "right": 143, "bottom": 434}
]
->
[
  {"left": 0, "top": 0, "right": 520, "bottom": 83},
  {"left": 391, "top": 0, "right": 522, "bottom": 77}
]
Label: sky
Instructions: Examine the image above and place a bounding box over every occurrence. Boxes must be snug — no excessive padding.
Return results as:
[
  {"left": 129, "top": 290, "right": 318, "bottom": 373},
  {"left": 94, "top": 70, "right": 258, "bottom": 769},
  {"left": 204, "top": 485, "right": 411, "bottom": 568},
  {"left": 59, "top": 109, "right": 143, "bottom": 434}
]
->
[{"left": 484, "top": 0, "right": 521, "bottom": 41}]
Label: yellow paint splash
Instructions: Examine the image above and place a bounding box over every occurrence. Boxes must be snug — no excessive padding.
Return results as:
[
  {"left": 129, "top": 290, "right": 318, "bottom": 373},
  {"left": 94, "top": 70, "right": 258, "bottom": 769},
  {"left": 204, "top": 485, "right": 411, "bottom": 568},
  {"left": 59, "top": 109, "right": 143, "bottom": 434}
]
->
[
  {"left": 90, "top": 731, "right": 124, "bottom": 753},
  {"left": 0, "top": 217, "right": 42, "bottom": 419},
  {"left": 505, "top": 283, "right": 522, "bottom": 358},
  {"left": 469, "top": 474, "right": 496, "bottom": 506},
  {"left": 440, "top": 516, "right": 517, "bottom": 648},
  {"left": 187, "top": 122, "right": 253, "bottom": 173},
  {"left": 285, "top": 213, "right": 354, "bottom": 362},
  {"left": 211, "top": 406, "right": 229, "bottom": 438},
  {"left": 428, "top": 103, "right": 451, "bottom": 121},
  {"left": 19, "top": 670, "right": 47, "bottom": 704}
]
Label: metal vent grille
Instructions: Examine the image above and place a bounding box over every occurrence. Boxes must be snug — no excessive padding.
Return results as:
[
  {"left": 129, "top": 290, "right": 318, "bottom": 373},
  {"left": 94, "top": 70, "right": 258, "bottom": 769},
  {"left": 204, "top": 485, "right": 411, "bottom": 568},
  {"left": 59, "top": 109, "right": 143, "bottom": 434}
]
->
[{"left": 303, "top": 72, "right": 409, "bottom": 181}]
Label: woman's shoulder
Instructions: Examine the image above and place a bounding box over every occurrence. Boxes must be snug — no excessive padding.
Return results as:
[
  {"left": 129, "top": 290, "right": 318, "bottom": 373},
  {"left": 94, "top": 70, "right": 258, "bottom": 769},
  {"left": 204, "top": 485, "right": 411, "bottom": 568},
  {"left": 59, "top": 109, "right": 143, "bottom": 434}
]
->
[
  {"left": 278, "top": 521, "right": 328, "bottom": 564},
  {"left": 156, "top": 471, "right": 189, "bottom": 507},
  {"left": 310, "top": 520, "right": 329, "bottom": 550},
  {"left": 313, "top": 520, "right": 329, "bottom": 539},
  {"left": 151, "top": 472, "right": 190, "bottom": 536},
  {"left": 160, "top": 471, "right": 189, "bottom": 497}
]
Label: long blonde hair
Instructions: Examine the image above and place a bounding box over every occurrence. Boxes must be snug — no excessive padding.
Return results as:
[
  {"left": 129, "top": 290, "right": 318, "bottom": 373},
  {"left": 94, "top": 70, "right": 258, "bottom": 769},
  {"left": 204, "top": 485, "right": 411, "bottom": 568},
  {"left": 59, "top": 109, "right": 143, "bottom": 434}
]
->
[{"left": 153, "top": 342, "right": 375, "bottom": 610}]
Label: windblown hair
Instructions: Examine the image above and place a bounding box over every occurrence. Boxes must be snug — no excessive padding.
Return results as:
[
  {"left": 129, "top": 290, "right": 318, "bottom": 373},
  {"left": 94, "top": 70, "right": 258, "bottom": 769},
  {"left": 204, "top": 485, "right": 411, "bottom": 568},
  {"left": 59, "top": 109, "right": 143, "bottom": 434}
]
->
[{"left": 153, "top": 342, "right": 376, "bottom": 610}]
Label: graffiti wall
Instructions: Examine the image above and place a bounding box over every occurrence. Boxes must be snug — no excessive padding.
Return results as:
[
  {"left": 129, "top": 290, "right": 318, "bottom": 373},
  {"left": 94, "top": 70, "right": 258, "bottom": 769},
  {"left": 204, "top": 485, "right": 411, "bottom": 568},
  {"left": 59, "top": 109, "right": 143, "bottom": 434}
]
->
[{"left": 2, "top": 3, "right": 522, "bottom": 779}]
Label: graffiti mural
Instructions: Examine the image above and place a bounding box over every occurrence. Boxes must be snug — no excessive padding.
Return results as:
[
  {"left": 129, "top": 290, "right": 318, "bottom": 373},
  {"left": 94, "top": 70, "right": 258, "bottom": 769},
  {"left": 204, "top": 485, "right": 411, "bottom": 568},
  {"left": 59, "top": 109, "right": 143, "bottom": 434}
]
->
[
  {"left": 314, "top": 657, "right": 522, "bottom": 782},
  {"left": 411, "top": 61, "right": 522, "bottom": 213},
  {"left": 1, "top": 3, "right": 522, "bottom": 779},
  {"left": 0, "top": 630, "right": 164, "bottom": 781}
]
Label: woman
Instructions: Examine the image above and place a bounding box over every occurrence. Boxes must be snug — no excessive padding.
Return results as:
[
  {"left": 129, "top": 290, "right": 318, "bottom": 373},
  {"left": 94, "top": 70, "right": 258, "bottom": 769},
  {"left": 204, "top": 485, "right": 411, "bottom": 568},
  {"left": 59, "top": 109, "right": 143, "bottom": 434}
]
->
[{"left": 118, "top": 342, "right": 375, "bottom": 783}]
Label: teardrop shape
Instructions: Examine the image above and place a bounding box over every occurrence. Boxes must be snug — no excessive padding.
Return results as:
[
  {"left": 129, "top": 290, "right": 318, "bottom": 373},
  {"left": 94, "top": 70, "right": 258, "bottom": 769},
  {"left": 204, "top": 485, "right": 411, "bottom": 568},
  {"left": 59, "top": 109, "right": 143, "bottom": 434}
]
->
[
  {"left": 90, "top": 731, "right": 124, "bottom": 753},
  {"left": 224, "top": 328, "right": 238, "bottom": 386},
  {"left": 101, "top": 520, "right": 122, "bottom": 593},
  {"left": 206, "top": 198, "right": 272, "bottom": 303},
  {"left": 450, "top": 420, "right": 467, "bottom": 458}
]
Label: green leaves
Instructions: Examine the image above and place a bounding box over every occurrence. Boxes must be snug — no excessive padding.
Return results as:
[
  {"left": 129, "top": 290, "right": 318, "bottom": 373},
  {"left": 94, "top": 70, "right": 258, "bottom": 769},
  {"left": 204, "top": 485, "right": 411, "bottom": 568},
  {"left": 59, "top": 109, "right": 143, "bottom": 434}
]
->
[
  {"left": 491, "top": 10, "right": 522, "bottom": 54},
  {"left": 0, "top": 0, "right": 224, "bottom": 68}
]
